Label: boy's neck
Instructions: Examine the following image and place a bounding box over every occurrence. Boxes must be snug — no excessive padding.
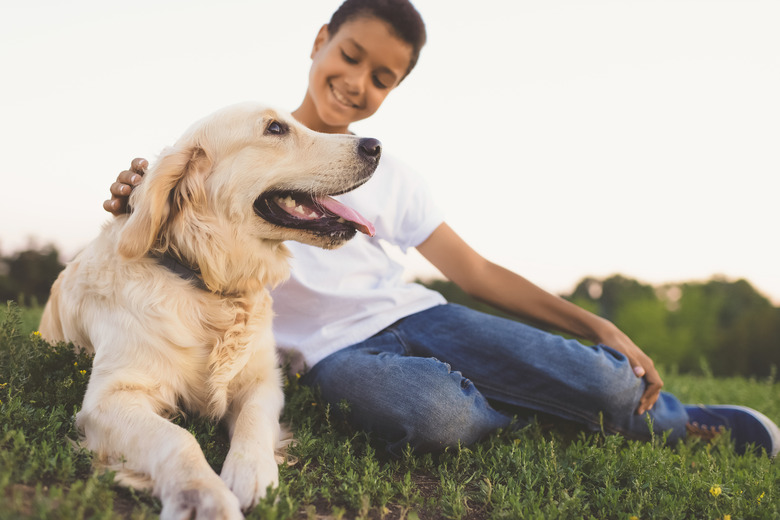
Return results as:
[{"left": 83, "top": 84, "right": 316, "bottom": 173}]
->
[{"left": 291, "top": 99, "right": 350, "bottom": 135}]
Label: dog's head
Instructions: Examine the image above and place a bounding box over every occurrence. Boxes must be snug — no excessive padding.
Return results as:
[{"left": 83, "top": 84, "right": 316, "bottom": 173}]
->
[{"left": 117, "top": 102, "right": 380, "bottom": 292}]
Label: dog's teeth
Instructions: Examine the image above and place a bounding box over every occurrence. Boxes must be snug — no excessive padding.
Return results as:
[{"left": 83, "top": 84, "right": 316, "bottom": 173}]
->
[
  {"left": 337, "top": 217, "right": 346, "bottom": 223},
  {"left": 295, "top": 205, "right": 305, "bottom": 214},
  {"left": 276, "top": 196, "right": 297, "bottom": 209},
  {"left": 309, "top": 212, "right": 319, "bottom": 218}
]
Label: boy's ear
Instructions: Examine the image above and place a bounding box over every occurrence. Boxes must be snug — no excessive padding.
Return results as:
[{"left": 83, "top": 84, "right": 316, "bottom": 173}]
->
[{"left": 311, "top": 24, "right": 330, "bottom": 58}]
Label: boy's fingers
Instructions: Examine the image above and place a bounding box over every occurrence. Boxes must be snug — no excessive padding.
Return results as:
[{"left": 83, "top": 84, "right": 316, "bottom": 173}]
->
[
  {"left": 130, "top": 157, "right": 148, "bottom": 175},
  {"left": 626, "top": 351, "right": 663, "bottom": 415},
  {"left": 105, "top": 159, "right": 145, "bottom": 216},
  {"left": 110, "top": 181, "right": 131, "bottom": 197},
  {"left": 604, "top": 332, "right": 662, "bottom": 415},
  {"left": 637, "top": 370, "right": 664, "bottom": 415},
  {"left": 117, "top": 170, "right": 142, "bottom": 186},
  {"left": 638, "top": 381, "right": 662, "bottom": 415},
  {"left": 103, "top": 198, "right": 125, "bottom": 216}
]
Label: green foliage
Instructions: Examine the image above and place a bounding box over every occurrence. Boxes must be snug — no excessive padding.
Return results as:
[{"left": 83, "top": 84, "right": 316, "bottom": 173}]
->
[
  {"left": 0, "top": 304, "right": 43, "bottom": 337},
  {"left": 0, "top": 245, "right": 64, "bottom": 306},
  {"left": 0, "top": 303, "right": 136, "bottom": 519},
  {"left": 2, "top": 302, "right": 779, "bottom": 519}
]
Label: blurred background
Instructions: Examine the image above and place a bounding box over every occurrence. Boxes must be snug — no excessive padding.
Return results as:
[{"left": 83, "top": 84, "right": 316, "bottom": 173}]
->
[{"left": 1, "top": 1, "right": 779, "bottom": 375}]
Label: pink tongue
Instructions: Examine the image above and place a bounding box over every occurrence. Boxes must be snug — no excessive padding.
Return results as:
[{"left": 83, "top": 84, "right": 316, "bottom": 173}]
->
[{"left": 319, "top": 196, "right": 376, "bottom": 236}]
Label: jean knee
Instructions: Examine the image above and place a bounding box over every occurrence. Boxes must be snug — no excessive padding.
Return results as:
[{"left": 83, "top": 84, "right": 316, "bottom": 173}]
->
[
  {"left": 307, "top": 350, "right": 510, "bottom": 455},
  {"left": 582, "top": 347, "right": 645, "bottom": 418},
  {"left": 402, "top": 398, "right": 480, "bottom": 451},
  {"left": 390, "top": 362, "right": 511, "bottom": 454}
]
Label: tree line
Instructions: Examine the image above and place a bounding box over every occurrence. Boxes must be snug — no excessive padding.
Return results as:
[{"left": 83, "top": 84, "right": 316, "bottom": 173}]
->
[
  {"left": 0, "top": 244, "right": 63, "bottom": 307},
  {"left": 2, "top": 245, "right": 777, "bottom": 378}
]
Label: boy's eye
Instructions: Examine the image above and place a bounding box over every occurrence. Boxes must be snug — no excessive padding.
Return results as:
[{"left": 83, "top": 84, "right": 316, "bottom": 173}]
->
[
  {"left": 372, "top": 76, "right": 388, "bottom": 89},
  {"left": 341, "top": 50, "right": 358, "bottom": 64},
  {"left": 265, "top": 121, "right": 287, "bottom": 135}
]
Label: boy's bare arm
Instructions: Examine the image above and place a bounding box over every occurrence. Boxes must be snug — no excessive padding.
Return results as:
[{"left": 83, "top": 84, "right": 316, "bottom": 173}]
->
[{"left": 417, "top": 222, "right": 663, "bottom": 415}]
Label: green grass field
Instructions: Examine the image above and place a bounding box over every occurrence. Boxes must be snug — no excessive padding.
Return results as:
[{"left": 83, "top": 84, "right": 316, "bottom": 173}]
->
[{"left": 1, "top": 302, "right": 778, "bottom": 519}]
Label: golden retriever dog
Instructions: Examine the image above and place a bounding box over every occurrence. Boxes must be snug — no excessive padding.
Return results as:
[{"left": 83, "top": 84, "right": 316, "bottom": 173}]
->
[{"left": 39, "top": 102, "right": 380, "bottom": 519}]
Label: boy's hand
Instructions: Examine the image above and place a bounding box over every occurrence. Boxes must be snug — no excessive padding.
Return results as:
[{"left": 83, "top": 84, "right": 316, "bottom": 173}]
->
[
  {"left": 599, "top": 325, "right": 663, "bottom": 415},
  {"left": 103, "top": 158, "right": 147, "bottom": 216}
]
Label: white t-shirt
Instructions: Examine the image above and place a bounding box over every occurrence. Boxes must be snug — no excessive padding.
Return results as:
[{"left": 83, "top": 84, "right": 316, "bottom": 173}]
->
[{"left": 270, "top": 152, "right": 446, "bottom": 369}]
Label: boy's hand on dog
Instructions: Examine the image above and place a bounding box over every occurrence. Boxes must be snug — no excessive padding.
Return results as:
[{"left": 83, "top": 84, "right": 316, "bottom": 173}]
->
[{"left": 103, "top": 158, "right": 146, "bottom": 216}]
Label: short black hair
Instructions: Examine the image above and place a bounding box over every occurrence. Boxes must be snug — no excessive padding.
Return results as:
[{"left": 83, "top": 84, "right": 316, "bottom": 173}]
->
[{"left": 327, "top": 0, "right": 427, "bottom": 81}]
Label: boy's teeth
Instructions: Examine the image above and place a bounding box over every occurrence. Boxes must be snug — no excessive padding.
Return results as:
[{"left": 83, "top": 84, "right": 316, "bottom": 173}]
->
[{"left": 332, "top": 86, "right": 355, "bottom": 107}]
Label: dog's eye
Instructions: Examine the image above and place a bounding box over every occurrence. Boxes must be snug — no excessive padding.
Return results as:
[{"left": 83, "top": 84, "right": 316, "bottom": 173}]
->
[{"left": 266, "top": 121, "right": 287, "bottom": 135}]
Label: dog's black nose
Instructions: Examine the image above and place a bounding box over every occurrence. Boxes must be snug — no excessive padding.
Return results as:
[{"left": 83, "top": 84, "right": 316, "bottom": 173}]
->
[{"left": 358, "top": 137, "right": 382, "bottom": 160}]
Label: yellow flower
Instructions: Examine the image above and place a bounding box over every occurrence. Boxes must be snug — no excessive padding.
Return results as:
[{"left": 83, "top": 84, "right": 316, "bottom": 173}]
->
[
  {"left": 73, "top": 362, "right": 78, "bottom": 367},
  {"left": 758, "top": 491, "right": 765, "bottom": 503},
  {"left": 629, "top": 516, "right": 639, "bottom": 520},
  {"left": 723, "top": 515, "right": 731, "bottom": 520},
  {"left": 79, "top": 370, "right": 86, "bottom": 376},
  {"left": 0, "top": 382, "right": 7, "bottom": 388},
  {"left": 710, "top": 486, "right": 722, "bottom": 497},
  {"left": 31, "top": 331, "right": 41, "bottom": 337}
]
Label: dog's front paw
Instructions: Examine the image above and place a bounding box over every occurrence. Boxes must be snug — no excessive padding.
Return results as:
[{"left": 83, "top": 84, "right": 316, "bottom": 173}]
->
[
  {"left": 220, "top": 449, "right": 279, "bottom": 510},
  {"left": 160, "top": 478, "right": 243, "bottom": 520}
]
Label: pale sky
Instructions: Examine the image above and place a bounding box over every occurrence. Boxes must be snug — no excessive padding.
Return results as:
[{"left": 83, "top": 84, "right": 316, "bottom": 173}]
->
[{"left": 1, "top": 0, "right": 779, "bottom": 303}]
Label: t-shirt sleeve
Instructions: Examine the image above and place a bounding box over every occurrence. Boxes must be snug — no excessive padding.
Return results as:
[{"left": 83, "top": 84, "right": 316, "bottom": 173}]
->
[{"left": 379, "top": 155, "right": 444, "bottom": 252}]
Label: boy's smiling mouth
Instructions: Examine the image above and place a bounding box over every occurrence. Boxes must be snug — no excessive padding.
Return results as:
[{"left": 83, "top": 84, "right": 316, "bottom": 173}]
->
[{"left": 329, "top": 82, "right": 359, "bottom": 109}]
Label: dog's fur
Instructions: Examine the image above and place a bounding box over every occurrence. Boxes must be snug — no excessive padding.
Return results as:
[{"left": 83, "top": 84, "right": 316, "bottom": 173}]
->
[{"left": 39, "top": 103, "right": 379, "bottom": 519}]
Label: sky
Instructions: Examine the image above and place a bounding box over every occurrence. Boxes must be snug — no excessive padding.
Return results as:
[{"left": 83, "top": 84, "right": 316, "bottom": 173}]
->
[{"left": 1, "top": 0, "right": 779, "bottom": 303}]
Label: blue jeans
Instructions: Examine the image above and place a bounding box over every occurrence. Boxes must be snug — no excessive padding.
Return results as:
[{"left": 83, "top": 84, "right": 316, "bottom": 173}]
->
[{"left": 303, "top": 303, "right": 689, "bottom": 455}]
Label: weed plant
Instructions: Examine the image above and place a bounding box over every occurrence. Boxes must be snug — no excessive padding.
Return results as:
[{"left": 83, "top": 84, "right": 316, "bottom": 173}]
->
[{"left": 1, "top": 301, "right": 778, "bottom": 519}]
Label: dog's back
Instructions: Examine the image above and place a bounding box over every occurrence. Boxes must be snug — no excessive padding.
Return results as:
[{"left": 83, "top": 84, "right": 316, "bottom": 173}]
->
[{"left": 41, "top": 219, "right": 124, "bottom": 352}]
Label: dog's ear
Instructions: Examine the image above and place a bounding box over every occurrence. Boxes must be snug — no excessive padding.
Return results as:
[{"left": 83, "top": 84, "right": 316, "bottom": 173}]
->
[{"left": 117, "top": 146, "right": 211, "bottom": 259}]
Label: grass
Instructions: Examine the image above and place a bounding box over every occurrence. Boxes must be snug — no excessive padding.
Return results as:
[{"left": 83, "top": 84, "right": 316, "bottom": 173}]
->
[{"left": 1, "top": 301, "right": 778, "bottom": 519}]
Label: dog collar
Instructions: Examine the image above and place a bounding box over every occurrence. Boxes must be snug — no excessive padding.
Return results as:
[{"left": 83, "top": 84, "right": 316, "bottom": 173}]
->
[{"left": 153, "top": 252, "right": 209, "bottom": 292}]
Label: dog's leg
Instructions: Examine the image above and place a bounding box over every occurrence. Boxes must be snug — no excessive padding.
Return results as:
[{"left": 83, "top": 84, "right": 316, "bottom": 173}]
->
[
  {"left": 79, "top": 387, "right": 244, "bottom": 520},
  {"left": 220, "top": 367, "right": 285, "bottom": 510}
]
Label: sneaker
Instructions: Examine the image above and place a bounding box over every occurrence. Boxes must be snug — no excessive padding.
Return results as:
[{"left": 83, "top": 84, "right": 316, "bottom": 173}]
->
[{"left": 685, "top": 405, "right": 780, "bottom": 457}]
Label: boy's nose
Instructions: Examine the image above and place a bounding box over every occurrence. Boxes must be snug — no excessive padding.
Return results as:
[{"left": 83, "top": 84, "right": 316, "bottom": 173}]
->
[{"left": 344, "top": 70, "right": 368, "bottom": 95}]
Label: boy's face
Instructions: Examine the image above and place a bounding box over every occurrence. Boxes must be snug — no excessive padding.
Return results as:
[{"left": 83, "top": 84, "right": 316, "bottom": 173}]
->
[{"left": 302, "top": 16, "right": 413, "bottom": 133}]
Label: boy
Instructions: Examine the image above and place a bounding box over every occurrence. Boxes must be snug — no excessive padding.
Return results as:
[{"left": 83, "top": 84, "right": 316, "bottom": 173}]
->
[{"left": 105, "top": 0, "right": 779, "bottom": 457}]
